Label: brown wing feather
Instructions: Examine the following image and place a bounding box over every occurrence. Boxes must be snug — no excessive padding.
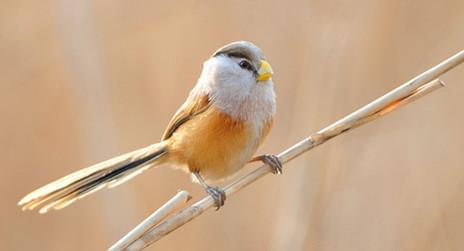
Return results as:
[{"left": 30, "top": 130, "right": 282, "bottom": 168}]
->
[{"left": 162, "top": 94, "right": 211, "bottom": 140}]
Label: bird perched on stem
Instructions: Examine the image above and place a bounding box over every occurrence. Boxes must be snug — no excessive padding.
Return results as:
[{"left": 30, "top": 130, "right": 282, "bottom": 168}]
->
[{"left": 18, "top": 41, "right": 282, "bottom": 212}]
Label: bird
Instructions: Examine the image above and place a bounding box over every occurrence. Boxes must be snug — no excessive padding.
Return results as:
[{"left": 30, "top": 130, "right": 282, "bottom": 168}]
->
[{"left": 18, "top": 41, "right": 282, "bottom": 213}]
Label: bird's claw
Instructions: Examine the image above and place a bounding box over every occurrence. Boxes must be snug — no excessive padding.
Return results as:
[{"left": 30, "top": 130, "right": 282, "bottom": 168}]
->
[
  {"left": 206, "top": 186, "right": 226, "bottom": 210},
  {"left": 257, "top": 154, "right": 283, "bottom": 174}
]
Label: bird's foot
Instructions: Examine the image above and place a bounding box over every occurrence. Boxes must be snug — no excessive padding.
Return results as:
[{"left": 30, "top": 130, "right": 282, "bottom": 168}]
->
[
  {"left": 206, "top": 186, "right": 226, "bottom": 210},
  {"left": 252, "top": 154, "right": 283, "bottom": 174}
]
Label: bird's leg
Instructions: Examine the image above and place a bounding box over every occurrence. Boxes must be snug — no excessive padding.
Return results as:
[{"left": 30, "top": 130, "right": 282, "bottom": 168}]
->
[
  {"left": 250, "top": 154, "right": 283, "bottom": 174},
  {"left": 193, "top": 171, "right": 226, "bottom": 210}
]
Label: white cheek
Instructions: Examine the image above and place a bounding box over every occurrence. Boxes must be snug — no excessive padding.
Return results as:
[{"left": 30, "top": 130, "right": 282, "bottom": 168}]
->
[{"left": 206, "top": 57, "right": 253, "bottom": 90}]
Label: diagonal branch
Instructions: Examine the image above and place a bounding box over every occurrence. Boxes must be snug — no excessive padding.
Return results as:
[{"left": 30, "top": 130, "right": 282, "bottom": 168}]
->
[
  {"left": 108, "top": 191, "right": 191, "bottom": 251},
  {"left": 111, "top": 50, "right": 464, "bottom": 251}
]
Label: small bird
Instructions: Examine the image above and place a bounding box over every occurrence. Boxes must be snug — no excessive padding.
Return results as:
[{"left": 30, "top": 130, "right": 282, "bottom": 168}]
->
[{"left": 18, "top": 41, "right": 282, "bottom": 213}]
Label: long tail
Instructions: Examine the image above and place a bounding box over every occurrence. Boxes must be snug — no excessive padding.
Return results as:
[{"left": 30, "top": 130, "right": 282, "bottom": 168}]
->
[{"left": 18, "top": 142, "right": 167, "bottom": 213}]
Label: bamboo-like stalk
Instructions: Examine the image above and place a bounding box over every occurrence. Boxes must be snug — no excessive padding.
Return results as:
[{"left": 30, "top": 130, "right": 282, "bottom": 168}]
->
[
  {"left": 108, "top": 191, "right": 191, "bottom": 251},
  {"left": 112, "top": 50, "right": 464, "bottom": 251}
]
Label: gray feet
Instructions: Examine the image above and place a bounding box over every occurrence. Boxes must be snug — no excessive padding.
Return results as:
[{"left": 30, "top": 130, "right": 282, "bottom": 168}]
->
[
  {"left": 254, "top": 154, "right": 283, "bottom": 174},
  {"left": 206, "top": 186, "right": 226, "bottom": 210},
  {"left": 193, "top": 171, "right": 226, "bottom": 210}
]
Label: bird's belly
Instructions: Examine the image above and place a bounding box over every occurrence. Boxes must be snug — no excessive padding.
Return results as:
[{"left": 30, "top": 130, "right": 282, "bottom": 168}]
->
[{"left": 167, "top": 107, "right": 261, "bottom": 182}]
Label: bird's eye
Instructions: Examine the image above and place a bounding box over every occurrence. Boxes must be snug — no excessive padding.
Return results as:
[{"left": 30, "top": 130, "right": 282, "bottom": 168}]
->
[{"left": 238, "top": 60, "right": 254, "bottom": 71}]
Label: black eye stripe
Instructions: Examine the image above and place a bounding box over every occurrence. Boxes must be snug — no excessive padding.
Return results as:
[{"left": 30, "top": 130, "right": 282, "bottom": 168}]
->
[
  {"left": 227, "top": 52, "right": 250, "bottom": 60},
  {"left": 238, "top": 60, "right": 255, "bottom": 72}
]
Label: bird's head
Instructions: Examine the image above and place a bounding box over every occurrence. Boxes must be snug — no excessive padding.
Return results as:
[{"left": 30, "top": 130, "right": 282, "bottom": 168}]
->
[
  {"left": 197, "top": 41, "right": 274, "bottom": 94},
  {"left": 211, "top": 41, "right": 273, "bottom": 82},
  {"left": 193, "top": 41, "right": 276, "bottom": 121}
]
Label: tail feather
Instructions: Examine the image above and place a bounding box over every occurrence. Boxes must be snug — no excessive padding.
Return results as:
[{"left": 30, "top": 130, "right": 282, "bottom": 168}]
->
[{"left": 18, "top": 142, "right": 167, "bottom": 213}]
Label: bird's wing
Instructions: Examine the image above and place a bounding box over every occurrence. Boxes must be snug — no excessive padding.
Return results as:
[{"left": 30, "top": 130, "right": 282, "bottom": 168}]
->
[{"left": 162, "top": 94, "right": 211, "bottom": 140}]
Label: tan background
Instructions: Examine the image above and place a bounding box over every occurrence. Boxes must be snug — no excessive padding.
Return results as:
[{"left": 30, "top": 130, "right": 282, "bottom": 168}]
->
[{"left": 2, "top": 0, "right": 464, "bottom": 250}]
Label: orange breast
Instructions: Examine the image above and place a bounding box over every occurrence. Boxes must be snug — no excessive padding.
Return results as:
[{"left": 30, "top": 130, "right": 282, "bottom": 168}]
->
[{"left": 166, "top": 106, "right": 269, "bottom": 181}]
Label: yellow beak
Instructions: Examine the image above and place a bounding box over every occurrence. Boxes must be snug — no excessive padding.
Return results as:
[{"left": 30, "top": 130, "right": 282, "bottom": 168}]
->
[{"left": 257, "top": 60, "right": 273, "bottom": 81}]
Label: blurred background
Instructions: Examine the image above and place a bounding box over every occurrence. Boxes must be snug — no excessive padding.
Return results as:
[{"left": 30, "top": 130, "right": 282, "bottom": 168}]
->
[{"left": 2, "top": 0, "right": 464, "bottom": 250}]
